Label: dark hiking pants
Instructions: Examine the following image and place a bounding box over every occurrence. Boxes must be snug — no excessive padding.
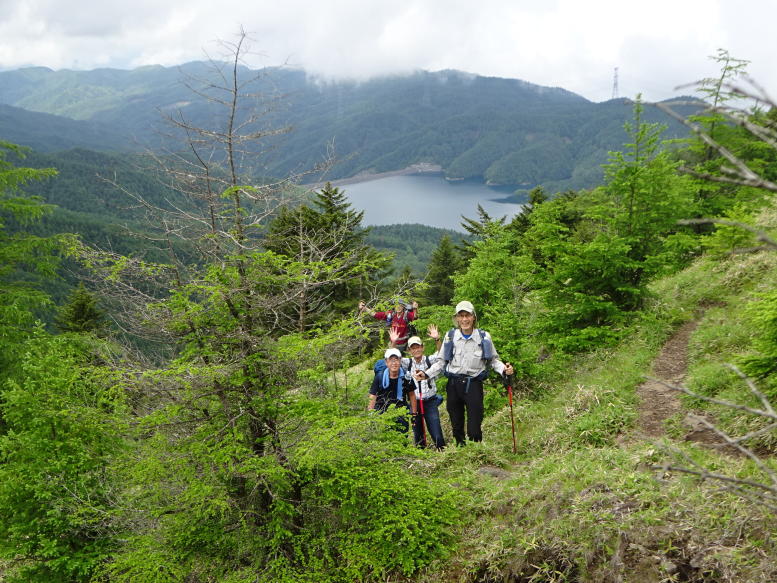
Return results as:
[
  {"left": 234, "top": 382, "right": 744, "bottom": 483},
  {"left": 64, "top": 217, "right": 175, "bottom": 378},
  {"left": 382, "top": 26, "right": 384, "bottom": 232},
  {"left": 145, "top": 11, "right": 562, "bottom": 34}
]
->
[
  {"left": 412, "top": 396, "right": 446, "bottom": 449},
  {"left": 446, "top": 375, "right": 484, "bottom": 445}
]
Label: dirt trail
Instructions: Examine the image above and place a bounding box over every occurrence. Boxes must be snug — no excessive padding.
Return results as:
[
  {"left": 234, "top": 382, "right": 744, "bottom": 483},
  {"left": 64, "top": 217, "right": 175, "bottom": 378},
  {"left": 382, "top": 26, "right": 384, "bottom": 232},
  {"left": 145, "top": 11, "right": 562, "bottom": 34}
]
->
[
  {"left": 633, "top": 319, "right": 734, "bottom": 451},
  {"left": 634, "top": 320, "right": 698, "bottom": 439}
]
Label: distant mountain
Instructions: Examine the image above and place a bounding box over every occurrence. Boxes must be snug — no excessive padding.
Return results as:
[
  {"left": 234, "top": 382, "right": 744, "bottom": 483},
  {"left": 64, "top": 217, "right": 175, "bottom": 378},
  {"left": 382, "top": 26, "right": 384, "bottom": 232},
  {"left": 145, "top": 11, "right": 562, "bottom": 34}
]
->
[
  {"left": 0, "top": 103, "right": 130, "bottom": 152},
  {"left": 0, "top": 64, "right": 700, "bottom": 192}
]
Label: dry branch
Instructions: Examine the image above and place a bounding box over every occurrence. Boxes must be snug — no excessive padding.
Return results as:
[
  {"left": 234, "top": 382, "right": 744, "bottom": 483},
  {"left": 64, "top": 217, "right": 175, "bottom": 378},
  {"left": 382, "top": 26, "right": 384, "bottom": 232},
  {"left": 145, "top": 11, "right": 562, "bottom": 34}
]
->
[{"left": 649, "top": 365, "right": 777, "bottom": 512}]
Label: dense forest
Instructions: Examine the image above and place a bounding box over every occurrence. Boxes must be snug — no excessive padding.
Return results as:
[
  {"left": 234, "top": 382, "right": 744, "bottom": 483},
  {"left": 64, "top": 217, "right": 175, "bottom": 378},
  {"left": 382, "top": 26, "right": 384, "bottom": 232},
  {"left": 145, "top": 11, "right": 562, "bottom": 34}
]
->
[{"left": 1, "top": 44, "right": 777, "bottom": 583}]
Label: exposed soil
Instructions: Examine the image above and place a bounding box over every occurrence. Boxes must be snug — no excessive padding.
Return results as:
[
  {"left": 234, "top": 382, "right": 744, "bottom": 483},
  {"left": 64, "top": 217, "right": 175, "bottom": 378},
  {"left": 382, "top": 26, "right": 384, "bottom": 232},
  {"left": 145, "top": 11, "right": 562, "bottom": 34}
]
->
[
  {"left": 633, "top": 319, "right": 733, "bottom": 451},
  {"left": 634, "top": 320, "right": 698, "bottom": 439}
]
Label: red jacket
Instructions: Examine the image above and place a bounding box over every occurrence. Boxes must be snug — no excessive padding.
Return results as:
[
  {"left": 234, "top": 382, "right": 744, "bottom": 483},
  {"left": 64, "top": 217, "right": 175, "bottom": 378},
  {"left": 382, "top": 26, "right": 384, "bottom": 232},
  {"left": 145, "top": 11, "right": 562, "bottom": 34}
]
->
[{"left": 374, "top": 309, "right": 417, "bottom": 345}]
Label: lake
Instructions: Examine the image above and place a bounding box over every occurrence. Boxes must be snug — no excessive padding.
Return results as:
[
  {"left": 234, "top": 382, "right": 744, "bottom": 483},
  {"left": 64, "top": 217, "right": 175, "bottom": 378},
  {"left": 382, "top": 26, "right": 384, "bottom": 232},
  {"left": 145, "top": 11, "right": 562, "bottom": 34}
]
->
[{"left": 341, "top": 174, "right": 526, "bottom": 231}]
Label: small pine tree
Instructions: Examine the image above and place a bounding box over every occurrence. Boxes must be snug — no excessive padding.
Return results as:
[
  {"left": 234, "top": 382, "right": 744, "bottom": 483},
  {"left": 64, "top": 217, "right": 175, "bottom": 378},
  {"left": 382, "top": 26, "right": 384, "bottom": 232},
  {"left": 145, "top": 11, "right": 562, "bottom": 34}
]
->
[
  {"left": 510, "top": 185, "right": 548, "bottom": 236},
  {"left": 457, "top": 204, "right": 506, "bottom": 264},
  {"left": 311, "top": 182, "right": 366, "bottom": 247},
  {"left": 55, "top": 282, "right": 106, "bottom": 334},
  {"left": 425, "top": 235, "right": 461, "bottom": 306},
  {"left": 263, "top": 182, "right": 390, "bottom": 328}
]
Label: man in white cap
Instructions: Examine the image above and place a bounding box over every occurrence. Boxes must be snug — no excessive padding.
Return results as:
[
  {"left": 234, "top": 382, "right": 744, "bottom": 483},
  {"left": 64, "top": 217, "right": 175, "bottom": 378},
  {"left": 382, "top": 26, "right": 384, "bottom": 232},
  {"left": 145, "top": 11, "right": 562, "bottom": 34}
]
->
[
  {"left": 368, "top": 347, "right": 417, "bottom": 434},
  {"left": 416, "top": 300, "right": 514, "bottom": 446},
  {"left": 404, "top": 332, "right": 446, "bottom": 449}
]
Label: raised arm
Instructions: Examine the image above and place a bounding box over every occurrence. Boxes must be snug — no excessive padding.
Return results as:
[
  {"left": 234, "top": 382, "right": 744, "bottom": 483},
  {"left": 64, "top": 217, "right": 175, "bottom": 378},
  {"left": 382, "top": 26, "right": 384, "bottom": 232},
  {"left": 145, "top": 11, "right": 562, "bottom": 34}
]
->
[
  {"left": 427, "top": 324, "right": 442, "bottom": 352},
  {"left": 358, "top": 300, "right": 376, "bottom": 318}
]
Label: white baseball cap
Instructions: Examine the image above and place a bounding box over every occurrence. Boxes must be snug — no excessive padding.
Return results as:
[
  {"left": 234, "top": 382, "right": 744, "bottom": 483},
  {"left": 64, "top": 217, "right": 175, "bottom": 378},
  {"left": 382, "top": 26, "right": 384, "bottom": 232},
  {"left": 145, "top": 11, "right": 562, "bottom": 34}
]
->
[
  {"left": 455, "top": 300, "right": 476, "bottom": 315},
  {"left": 407, "top": 336, "right": 423, "bottom": 347},
  {"left": 384, "top": 348, "right": 402, "bottom": 359}
]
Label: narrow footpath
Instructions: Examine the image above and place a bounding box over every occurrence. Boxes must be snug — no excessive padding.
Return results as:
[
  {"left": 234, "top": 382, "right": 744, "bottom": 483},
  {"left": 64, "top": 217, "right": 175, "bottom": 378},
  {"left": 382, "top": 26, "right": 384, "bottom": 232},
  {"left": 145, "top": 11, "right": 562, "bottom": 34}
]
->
[
  {"left": 635, "top": 320, "right": 698, "bottom": 439},
  {"left": 633, "top": 318, "right": 730, "bottom": 450}
]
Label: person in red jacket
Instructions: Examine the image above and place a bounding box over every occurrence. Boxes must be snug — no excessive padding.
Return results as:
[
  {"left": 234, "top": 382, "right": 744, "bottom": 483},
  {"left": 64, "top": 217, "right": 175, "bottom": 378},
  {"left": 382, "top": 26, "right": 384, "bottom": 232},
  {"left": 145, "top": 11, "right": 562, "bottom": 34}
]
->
[{"left": 358, "top": 299, "right": 418, "bottom": 351}]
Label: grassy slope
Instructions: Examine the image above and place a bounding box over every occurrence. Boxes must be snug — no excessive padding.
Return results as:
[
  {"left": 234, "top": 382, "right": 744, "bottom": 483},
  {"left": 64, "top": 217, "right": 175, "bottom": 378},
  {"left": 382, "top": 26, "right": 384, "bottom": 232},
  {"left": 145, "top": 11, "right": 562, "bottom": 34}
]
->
[{"left": 344, "top": 207, "right": 777, "bottom": 582}]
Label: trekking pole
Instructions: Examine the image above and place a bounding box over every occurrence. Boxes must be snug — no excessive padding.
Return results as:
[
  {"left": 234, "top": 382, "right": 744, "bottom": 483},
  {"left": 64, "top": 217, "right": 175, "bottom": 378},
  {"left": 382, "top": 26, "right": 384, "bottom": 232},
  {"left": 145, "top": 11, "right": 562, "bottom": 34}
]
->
[
  {"left": 417, "top": 381, "right": 427, "bottom": 448},
  {"left": 504, "top": 373, "right": 517, "bottom": 454}
]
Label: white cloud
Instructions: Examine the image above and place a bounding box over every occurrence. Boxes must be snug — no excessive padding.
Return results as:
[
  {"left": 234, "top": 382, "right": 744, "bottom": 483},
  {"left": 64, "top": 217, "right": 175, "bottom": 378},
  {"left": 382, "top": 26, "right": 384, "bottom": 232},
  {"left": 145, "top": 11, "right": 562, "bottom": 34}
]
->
[{"left": 0, "top": 0, "right": 774, "bottom": 102}]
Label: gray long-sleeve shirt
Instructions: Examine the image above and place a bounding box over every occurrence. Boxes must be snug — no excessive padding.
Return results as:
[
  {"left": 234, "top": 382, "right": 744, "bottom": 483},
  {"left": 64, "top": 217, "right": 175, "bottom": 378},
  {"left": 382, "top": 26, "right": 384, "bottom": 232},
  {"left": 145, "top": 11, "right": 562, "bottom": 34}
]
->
[{"left": 425, "top": 328, "right": 507, "bottom": 379}]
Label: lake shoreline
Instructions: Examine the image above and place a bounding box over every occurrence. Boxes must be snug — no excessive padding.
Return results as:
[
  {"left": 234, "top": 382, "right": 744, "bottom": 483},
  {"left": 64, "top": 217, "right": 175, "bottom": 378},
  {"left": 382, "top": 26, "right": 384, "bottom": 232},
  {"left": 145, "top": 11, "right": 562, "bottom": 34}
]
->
[
  {"left": 305, "top": 165, "right": 526, "bottom": 205},
  {"left": 305, "top": 163, "right": 444, "bottom": 189}
]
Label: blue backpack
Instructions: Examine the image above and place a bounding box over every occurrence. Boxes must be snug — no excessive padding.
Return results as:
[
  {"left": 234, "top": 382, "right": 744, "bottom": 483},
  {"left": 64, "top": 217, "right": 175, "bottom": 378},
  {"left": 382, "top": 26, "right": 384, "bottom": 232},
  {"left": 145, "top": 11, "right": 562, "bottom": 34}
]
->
[{"left": 373, "top": 359, "right": 410, "bottom": 401}]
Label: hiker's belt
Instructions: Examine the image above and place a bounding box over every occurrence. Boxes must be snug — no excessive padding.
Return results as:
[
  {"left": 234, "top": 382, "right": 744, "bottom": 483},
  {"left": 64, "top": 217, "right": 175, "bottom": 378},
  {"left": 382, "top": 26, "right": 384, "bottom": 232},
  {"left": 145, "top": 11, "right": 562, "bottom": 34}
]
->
[{"left": 447, "top": 373, "right": 483, "bottom": 393}]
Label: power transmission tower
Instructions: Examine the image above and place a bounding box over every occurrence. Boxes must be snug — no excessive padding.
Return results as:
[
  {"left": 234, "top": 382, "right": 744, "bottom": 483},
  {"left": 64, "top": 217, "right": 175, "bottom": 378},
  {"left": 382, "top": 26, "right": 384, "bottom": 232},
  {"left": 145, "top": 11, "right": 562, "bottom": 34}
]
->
[{"left": 612, "top": 67, "right": 619, "bottom": 99}]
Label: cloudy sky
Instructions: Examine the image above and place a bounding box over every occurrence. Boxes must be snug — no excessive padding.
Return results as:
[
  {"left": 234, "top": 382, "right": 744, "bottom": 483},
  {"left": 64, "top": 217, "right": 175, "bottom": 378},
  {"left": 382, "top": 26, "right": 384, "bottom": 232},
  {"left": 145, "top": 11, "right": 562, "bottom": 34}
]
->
[{"left": 1, "top": 0, "right": 774, "bottom": 102}]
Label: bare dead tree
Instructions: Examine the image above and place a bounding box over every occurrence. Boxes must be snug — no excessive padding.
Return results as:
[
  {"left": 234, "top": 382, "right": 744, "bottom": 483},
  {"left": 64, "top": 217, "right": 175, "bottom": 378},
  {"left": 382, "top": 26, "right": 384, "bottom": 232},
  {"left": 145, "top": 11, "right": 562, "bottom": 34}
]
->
[
  {"left": 73, "top": 28, "right": 348, "bottom": 342},
  {"left": 62, "top": 32, "right": 391, "bottom": 552},
  {"left": 650, "top": 78, "right": 777, "bottom": 254}
]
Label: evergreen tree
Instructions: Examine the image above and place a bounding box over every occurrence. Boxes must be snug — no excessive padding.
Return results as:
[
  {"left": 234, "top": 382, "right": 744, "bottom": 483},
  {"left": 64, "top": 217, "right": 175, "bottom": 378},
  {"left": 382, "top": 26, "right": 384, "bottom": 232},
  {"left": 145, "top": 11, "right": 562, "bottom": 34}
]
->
[
  {"left": 680, "top": 49, "right": 760, "bottom": 218},
  {"left": 457, "top": 204, "right": 506, "bottom": 264},
  {"left": 0, "top": 142, "right": 122, "bottom": 582},
  {"left": 55, "top": 282, "right": 106, "bottom": 334},
  {"left": 509, "top": 185, "right": 548, "bottom": 237},
  {"left": 0, "top": 140, "right": 61, "bottom": 392},
  {"left": 0, "top": 333, "right": 125, "bottom": 583},
  {"left": 264, "top": 182, "right": 390, "bottom": 328},
  {"left": 695, "top": 49, "right": 750, "bottom": 152},
  {"left": 311, "top": 182, "right": 367, "bottom": 250},
  {"left": 514, "top": 99, "right": 698, "bottom": 350},
  {"left": 596, "top": 97, "right": 697, "bottom": 275},
  {"left": 265, "top": 182, "right": 369, "bottom": 261},
  {"left": 64, "top": 35, "right": 417, "bottom": 580},
  {"left": 424, "top": 235, "right": 461, "bottom": 305}
]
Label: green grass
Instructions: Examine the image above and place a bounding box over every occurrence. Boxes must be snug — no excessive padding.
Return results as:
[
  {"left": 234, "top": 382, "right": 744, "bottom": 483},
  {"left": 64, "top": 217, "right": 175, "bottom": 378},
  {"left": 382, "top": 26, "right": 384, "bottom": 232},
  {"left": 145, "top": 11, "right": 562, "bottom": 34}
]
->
[
  {"left": 412, "top": 247, "right": 777, "bottom": 582},
  {"left": 325, "top": 238, "right": 777, "bottom": 582}
]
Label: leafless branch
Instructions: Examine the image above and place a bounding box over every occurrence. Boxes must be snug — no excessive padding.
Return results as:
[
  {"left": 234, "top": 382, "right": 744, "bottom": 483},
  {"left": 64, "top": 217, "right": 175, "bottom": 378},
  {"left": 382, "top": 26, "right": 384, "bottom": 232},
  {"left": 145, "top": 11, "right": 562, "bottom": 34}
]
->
[
  {"left": 654, "top": 100, "right": 777, "bottom": 192},
  {"left": 653, "top": 75, "right": 777, "bottom": 195},
  {"left": 654, "top": 463, "right": 777, "bottom": 512},
  {"left": 649, "top": 376, "right": 777, "bottom": 422},
  {"left": 649, "top": 365, "right": 777, "bottom": 512}
]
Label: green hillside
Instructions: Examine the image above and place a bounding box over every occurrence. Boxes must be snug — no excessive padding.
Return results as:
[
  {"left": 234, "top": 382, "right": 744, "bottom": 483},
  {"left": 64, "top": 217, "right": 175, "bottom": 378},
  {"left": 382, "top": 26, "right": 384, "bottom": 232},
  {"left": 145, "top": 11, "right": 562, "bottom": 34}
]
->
[
  {"left": 15, "top": 148, "right": 456, "bottom": 282},
  {"left": 366, "top": 223, "right": 466, "bottom": 276},
  {"left": 0, "top": 104, "right": 130, "bottom": 153},
  {"left": 0, "top": 63, "right": 696, "bottom": 192}
]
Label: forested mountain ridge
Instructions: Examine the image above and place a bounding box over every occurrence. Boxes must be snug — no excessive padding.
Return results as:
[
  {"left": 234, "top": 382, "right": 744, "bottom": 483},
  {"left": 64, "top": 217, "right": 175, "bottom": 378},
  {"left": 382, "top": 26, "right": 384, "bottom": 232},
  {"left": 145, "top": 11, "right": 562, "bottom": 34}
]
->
[
  {"left": 0, "top": 63, "right": 696, "bottom": 191},
  {"left": 0, "top": 103, "right": 130, "bottom": 152},
  {"left": 15, "top": 147, "right": 458, "bottom": 280}
]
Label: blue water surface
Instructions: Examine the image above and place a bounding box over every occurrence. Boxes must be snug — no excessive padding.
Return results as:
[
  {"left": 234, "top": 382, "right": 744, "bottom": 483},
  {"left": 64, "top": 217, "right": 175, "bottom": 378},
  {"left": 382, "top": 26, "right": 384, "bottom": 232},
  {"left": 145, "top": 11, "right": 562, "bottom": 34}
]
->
[{"left": 342, "top": 174, "right": 526, "bottom": 232}]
